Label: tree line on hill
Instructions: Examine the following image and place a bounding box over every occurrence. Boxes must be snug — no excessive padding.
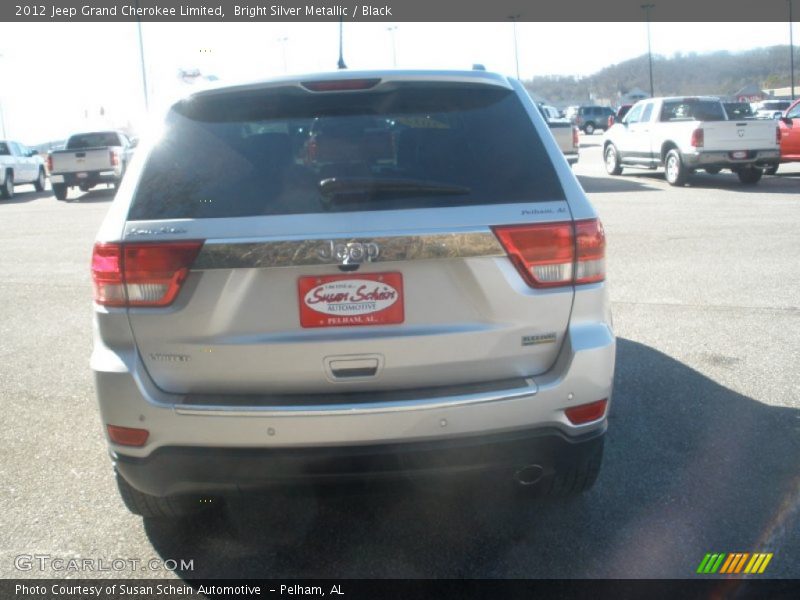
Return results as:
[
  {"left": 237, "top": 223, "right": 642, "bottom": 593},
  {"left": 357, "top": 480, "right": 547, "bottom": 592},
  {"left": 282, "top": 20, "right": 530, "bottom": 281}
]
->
[{"left": 524, "top": 45, "right": 799, "bottom": 106}]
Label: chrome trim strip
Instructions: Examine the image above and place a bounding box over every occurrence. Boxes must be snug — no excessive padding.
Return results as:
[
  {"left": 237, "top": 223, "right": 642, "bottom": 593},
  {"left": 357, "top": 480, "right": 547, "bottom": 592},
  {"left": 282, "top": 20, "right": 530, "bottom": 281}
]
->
[
  {"left": 174, "top": 379, "right": 538, "bottom": 417},
  {"left": 193, "top": 232, "right": 506, "bottom": 269}
]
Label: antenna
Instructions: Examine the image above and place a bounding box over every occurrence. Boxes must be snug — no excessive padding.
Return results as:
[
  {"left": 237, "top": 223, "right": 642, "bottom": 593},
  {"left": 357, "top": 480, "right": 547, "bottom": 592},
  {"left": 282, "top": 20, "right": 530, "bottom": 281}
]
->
[{"left": 337, "top": 16, "right": 347, "bottom": 69}]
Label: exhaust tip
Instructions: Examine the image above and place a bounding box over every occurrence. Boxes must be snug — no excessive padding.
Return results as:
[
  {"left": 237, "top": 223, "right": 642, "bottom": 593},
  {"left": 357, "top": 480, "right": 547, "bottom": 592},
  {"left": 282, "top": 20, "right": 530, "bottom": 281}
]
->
[{"left": 514, "top": 464, "right": 544, "bottom": 486}]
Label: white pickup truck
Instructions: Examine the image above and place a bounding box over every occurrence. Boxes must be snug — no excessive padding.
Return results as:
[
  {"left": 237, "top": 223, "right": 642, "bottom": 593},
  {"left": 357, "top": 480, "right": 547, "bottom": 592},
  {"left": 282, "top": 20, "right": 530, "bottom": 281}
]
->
[
  {"left": 0, "top": 140, "right": 47, "bottom": 199},
  {"left": 47, "top": 131, "right": 135, "bottom": 200},
  {"left": 602, "top": 96, "right": 780, "bottom": 185}
]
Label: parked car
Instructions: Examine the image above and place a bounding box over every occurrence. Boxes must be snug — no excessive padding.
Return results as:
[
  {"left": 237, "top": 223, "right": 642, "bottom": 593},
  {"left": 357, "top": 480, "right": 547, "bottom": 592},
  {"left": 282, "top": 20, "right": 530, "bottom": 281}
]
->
[
  {"left": 0, "top": 140, "right": 47, "bottom": 199},
  {"left": 47, "top": 131, "right": 135, "bottom": 200},
  {"left": 764, "top": 98, "right": 800, "bottom": 175},
  {"left": 607, "top": 104, "right": 633, "bottom": 129},
  {"left": 753, "top": 100, "right": 791, "bottom": 120},
  {"left": 574, "top": 105, "right": 615, "bottom": 134},
  {"left": 92, "top": 69, "right": 615, "bottom": 518},
  {"left": 723, "top": 102, "right": 756, "bottom": 120},
  {"left": 537, "top": 102, "right": 580, "bottom": 166},
  {"left": 603, "top": 96, "right": 780, "bottom": 185}
]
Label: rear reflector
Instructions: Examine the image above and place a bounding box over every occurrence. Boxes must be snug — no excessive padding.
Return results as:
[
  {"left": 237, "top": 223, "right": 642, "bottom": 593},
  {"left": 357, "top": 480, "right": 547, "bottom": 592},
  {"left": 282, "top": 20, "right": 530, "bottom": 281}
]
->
[
  {"left": 492, "top": 218, "right": 605, "bottom": 288},
  {"left": 301, "top": 78, "right": 381, "bottom": 92},
  {"left": 92, "top": 241, "right": 204, "bottom": 307},
  {"left": 565, "top": 399, "right": 608, "bottom": 425},
  {"left": 107, "top": 425, "right": 149, "bottom": 447}
]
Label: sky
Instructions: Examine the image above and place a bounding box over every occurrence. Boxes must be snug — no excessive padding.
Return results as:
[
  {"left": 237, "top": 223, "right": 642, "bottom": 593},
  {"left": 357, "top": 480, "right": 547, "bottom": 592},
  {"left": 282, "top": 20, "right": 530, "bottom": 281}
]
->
[{"left": 0, "top": 21, "right": 794, "bottom": 143}]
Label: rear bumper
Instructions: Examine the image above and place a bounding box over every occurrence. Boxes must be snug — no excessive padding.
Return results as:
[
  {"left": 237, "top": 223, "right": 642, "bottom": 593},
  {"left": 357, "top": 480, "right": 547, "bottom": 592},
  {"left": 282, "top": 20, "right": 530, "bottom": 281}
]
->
[
  {"left": 682, "top": 149, "right": 780, "bottom": 168},
  {"left": 50, "top": 170, "right": 121, "bottom": 186},
  {"left": 116, "top": 425, "right": 606, "bottom": 496}
]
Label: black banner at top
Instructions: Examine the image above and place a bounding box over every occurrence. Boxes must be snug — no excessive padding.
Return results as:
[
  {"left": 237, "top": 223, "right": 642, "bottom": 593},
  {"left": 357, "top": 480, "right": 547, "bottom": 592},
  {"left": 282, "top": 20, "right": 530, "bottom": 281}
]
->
[{"left": 0, "top": 0, "right": 796, "bottom": 22}]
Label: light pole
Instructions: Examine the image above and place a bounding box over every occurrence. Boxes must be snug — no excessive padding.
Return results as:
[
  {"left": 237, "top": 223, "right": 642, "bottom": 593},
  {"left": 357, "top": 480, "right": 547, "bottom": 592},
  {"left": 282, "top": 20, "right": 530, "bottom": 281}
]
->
[
  {"left": 134, "top": 0, "right": 149, "bottom": 111},
  {"left": 789, "top": 0, "right": 796, "bottom": 100},
  {"left": 386, "top": 26, "right": 398, "bottom": 67},
  {"left": 508, "top": 15, "right": 521, "bottom": 79},
  {"left": 277, "top": 37, "right": 289, "bottom": 73},
  {"left": 641, "top": 4, "right": 655, "bottom": 97}
]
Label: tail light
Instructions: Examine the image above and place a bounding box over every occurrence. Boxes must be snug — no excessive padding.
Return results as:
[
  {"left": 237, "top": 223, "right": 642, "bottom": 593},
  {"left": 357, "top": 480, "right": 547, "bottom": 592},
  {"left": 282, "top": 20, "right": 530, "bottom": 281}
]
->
[
  {"left": 109, "top": 149, "right": 119, "bottom": 166},
  {"left": 608, "top": 115, "right": 615, "bottom": 128},
  {"left": 46, "top": 153, "right": 53, "bottom": 173},
  {"left": 777, "top": 125, "right": 782, "bottom": 144},
  {"left": 572, "top": 126, "right": 580, "bottom": 148},
  {"left": 690, "top": 128, "right": 704, "bottom": 148},
  {"left": 565, "top": 399, "right": 608, "bottom": 425},
  {"left": 492, "top": 218, "right": 606, "bottom": 288},
  {"left": 91, "top": 241, "right": 204, "bottom": 307}
]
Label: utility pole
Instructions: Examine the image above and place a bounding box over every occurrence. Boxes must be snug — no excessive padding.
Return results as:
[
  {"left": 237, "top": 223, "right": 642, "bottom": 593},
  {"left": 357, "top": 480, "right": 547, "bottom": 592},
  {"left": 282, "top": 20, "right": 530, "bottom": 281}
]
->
[
  {"left": 277, "top": 37, "right": 288, "bottom": 73},
  {"left": 641, "top": 4, "right": 655, "bottom": 97},
  {"left": 508, "top": 15, "right": 521, "bottom": 79},
  {"left": 790, "top": 0, "right": 796, "bottom": 100},
  {"left": 386, "top": 26, "right": 398, "bottom": 67},
  {"left": 134, "top": 0, "right": 149, "bottom": 111}
]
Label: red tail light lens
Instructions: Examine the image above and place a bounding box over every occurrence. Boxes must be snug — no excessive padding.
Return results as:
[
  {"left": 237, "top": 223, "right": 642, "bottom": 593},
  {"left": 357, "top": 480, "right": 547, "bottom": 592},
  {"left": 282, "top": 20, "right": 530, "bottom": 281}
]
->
[
  {"left": 109, "top": 149, "right": 119, "bottom": 166},
  {"left": 107, "top": 425, "right": 149, "bottom": 447},
  {"left": 776, "top": 125, "right": 782, "bottom": 145},
  {"left": 690, "top": 128, "right": 704, "bottom": 148},
  {"left": 301, "top": 78, "right": 381, "bottom": 92},
  {"left": 572, "top": 126, "right": 580, "bottom": 148},
  {"left": 574, "top": 219, "right": 606, "bottom": 284},
  {"left": 608, "top": 116, "right": 615, "bottom": 128},
  {"left": 92, "top": 241, "right": 204, "bottom": 307},
  {"left": 46, "top": 154, "right": 53, "bottom": 172},
  {"left": 565, "top": 399, "right": 608, "bottom": 425},
  {"left": 493, "top": 219, "right": 606, "bottom": 289},
  {"left": 493, "top": 222, "right": 574, "bottom": 288}
]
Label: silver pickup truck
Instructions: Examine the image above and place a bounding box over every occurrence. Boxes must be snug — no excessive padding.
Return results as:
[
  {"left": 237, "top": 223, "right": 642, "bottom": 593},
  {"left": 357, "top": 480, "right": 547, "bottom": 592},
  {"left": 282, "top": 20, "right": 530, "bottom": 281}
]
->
[
  {"left": 47, "top": 131, "right": 135, "bottom": 200},
  {"left": 537, "top": 103, "right": 579, "bottom": 166}
]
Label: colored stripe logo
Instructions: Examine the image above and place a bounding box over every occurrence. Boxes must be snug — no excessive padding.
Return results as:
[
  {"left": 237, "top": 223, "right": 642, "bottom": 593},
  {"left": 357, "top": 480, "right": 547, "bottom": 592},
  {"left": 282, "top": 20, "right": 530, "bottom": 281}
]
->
[{"left": 696, "top": 552, "right": 773, "bottom": 574}]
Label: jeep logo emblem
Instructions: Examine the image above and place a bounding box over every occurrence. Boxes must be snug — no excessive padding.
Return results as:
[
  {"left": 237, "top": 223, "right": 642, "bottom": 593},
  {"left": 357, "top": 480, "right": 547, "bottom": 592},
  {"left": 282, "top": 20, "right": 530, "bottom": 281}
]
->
[{"left": 317, "top": 241, "right": 380, "bottom": 264}]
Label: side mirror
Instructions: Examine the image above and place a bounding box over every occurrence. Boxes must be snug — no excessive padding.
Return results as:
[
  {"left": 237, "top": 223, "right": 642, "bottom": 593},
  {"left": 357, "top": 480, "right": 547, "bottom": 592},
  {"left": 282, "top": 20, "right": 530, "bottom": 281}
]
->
[
  {"left": 780, "top": 117, "right": 793, "bottom": 126},
  {"left": 28, "top": 150, "right": 39, "bottom": 156},
  {"left": 129, "top": 138, "right": 139, "bottom": 148}
]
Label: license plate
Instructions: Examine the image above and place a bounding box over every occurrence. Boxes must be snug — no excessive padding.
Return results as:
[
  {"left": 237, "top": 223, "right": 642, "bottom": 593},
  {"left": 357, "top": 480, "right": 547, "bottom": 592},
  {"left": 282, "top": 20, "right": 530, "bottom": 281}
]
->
[
  {"left": 76, "top": 172, "right": 88, "bottom": 179},
  {"left": 298, "top": 272, "right": 404, "bottom": 328},
  {"left": 50, "top": 175, "right": 64, "bottom": 183},
  {"left": 731, "top": 151, "right": 747, "bottom": 159}
]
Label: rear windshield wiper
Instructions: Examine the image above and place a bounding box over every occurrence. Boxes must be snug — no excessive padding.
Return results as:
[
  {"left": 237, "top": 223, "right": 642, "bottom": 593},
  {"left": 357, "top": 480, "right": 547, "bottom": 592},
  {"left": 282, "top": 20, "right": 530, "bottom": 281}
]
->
[{"left": 318, "top": 177, "right": 471, "bottom": 201}]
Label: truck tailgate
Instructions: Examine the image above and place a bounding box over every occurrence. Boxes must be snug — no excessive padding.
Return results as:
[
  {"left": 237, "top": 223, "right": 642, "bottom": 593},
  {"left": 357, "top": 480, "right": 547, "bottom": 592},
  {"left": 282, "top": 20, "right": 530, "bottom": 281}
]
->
[
  {"left": 703, "top": 121, "right": 778, "bottom": 152},
  {"left": 50, "top": 148, "right": 112, "bottom": 174}
]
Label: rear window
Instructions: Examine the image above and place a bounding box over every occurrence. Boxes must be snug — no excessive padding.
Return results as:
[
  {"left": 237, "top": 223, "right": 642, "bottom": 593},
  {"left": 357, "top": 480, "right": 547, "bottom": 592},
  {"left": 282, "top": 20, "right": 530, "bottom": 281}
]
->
[
  {"left": 660, "top": 100, "right": 726, "bottom": 122},
  {"left": 66, "top": 132, "right": 120, "bottom": 149},
  {"left": 128, "top": 82, "right": 565, "bottom": 220}
]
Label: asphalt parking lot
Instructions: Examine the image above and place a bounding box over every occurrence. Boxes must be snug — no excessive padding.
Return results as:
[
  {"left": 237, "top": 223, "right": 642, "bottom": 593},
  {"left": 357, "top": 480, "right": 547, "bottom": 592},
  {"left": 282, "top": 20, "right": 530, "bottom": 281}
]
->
[{"left": 1, "top": 140, "right": 798, "bottom": 579}]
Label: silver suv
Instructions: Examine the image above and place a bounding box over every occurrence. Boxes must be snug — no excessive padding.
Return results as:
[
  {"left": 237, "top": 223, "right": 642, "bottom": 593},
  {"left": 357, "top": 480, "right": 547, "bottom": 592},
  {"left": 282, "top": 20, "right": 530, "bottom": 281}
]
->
[{"left": 91, "top": 70, "right": 615, "bottom": 518}]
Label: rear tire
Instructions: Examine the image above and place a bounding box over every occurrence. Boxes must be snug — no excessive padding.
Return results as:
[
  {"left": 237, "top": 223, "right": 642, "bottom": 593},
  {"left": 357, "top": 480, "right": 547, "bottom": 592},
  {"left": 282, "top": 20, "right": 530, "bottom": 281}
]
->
[
  {"left": 604, "top": 144, "right": 623, "bottom": 175},
  {"left": 664, "top": 149, "right": 689, "bottom": 186},
  {"left": 736, "top": 167, "right": 763, "bottom": 185},
  {"left": 53, "top": 184, "right": 68, "bottom": 201},
  {"left": 116, "top": 471, "right": 218, "bottom": 519},
  {"left": 1, "top": 171, "right": 13, "bottom": 199},
  {"left": 34, "top": 168, "right": 46, "bottom": 191},
  {"left": 763, "top": 164, "right": 779, "bottom": 176}
]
